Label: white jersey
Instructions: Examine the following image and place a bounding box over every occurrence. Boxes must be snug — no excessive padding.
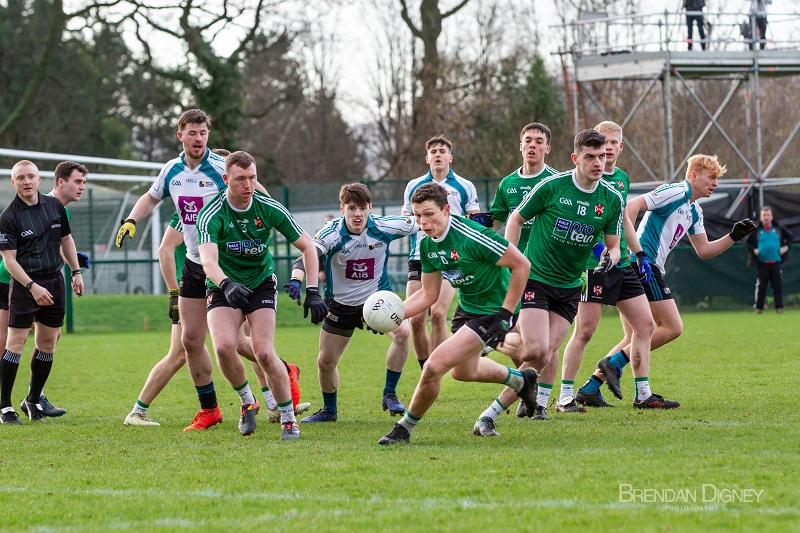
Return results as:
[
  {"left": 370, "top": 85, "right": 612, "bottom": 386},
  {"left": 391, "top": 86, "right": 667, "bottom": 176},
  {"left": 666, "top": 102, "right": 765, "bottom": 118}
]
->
[
  {"left": 402, "top": 170, "right": 480, "bottom": 261},
  {"left": 315, "top": 214, "right": 419, "bottom": 306},
  {"left": 148, "top": 148, "right": 226, "bottom": 264},
  {"left": 637, "top": 180, "right": 705, "bottom": 273}
]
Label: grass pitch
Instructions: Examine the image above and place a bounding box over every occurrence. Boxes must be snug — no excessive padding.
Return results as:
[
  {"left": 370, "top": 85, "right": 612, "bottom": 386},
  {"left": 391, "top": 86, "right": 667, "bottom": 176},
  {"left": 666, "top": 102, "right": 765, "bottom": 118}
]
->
[{"left": 1, "top": 305, "right": 798, "bottom": 531}]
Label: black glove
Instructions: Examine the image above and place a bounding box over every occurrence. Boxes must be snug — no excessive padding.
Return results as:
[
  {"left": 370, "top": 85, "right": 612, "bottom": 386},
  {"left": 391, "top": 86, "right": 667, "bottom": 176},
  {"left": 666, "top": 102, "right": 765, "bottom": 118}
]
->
[
  {"left": 468, "top": 212, "right": 494, "bottom": 228},
  {"left": 219, "top": 278, "right": 252, "bottom": 310},
  {"left": 729, "top": 218, "right": 757, "bottom": 242},
  {"left": 283, "top": 279, "right": 302, "bottom": 305},
  {"left": 484, "top": 308, "right": 513, "bottom": 349},
  {"left": 77, "top": 252, "right": 91, "bottom": 269},
  {"left": 168, "top": 289, "right": 180, "bottom": 321},
  {"left": 303, "top": 287, "right": 328, "bottom": 324},
  {"left": 594, "top": 253, "right": 614, "bottom": 274}
]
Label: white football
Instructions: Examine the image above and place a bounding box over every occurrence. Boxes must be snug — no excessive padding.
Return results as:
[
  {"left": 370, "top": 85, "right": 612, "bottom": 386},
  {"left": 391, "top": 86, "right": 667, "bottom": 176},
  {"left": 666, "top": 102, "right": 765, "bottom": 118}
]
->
[{"left": 362, "top": 291, "right": 405, "bottom": 333}]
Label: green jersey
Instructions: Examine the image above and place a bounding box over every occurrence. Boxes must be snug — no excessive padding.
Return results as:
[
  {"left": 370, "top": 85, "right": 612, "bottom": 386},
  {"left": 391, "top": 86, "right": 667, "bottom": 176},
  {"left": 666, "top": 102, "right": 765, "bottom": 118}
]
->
[
  {"left": 517, "top": 170, "right": 624, "bottom": 288},
  {"left": 490, "top": 165, "right": 559, "bottom": 252},
  {"left": 584, "top": 167, "right": 631, "bottom": 270},
  {"left": 0, "top": 191, "right": 70, "bottom": 284},
  {"left": 168, "top": 211, "right": 188, "bottom": 283},
  {"left": 197, "top": 190, "right": 304, "bottom": 289},
  {"left": 420, "top": 215, "right": 520, "bottom": 315}
]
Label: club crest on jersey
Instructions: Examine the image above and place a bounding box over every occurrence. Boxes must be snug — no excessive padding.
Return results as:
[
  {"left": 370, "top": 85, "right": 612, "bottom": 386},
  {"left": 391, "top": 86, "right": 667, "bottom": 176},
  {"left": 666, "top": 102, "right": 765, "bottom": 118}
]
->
[
  {"left": 450, "top": 249, "right": 459, "bottom": 261},
  {"left": 254, "top": 217, "right": 263, "bottom": 228},
  {"left": 618, "top": 180, "right": 625, "bottom": 190},
  {"left": 595, "top": 204, "right": 604, "bottom": 216},
  {"left": 524, "top": 291, "right": 535, "bottom": 302},
  {"left": 593, "top": 285, "right": 603, "bottom": 296}
]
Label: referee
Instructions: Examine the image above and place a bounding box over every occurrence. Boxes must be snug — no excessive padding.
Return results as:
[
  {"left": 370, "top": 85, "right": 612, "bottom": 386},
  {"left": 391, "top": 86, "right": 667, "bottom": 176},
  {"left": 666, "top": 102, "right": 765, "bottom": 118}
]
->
[{"left": 0, "top": 160, "right": 83, "bottom": 425}]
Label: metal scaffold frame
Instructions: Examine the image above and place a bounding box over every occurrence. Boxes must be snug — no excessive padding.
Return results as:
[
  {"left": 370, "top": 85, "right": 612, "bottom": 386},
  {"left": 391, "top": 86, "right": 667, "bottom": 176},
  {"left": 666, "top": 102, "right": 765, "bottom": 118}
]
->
[{"left": 558, "top": 9, "right": 800, "bottom": 211}]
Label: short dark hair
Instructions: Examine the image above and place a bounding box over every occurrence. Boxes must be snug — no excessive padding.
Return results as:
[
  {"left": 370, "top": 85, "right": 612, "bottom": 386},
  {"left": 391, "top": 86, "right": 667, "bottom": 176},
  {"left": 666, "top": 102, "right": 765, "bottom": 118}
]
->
[
  {"left": 211, "top": 148, "right": 230, "bottom": 157},
  {"left": 54, "top": 161, "right": 88, "bottom": 182},
  {"left": 411, "top": 183, "right": 448, "bottom": 209},
  {"left": 178, "top": 109, "right": 211, "bottom": 131},
  {"left": 761, "top": 206, "right": 773, "bottom": 213},
  {"left": 225, "top": 151, "right": 256, "bottom": 173},
  {"left": 425, "top": 134, "right": 453, "bottom": 152},
  {"left": 520, "top": 123, "right": 552, "bottom": 145},
  {"left": 339, "top": 183, "right": 372, "bottom": 207},
  {"left": 574, "top": 129, "right": 606, "bottom": 153}
]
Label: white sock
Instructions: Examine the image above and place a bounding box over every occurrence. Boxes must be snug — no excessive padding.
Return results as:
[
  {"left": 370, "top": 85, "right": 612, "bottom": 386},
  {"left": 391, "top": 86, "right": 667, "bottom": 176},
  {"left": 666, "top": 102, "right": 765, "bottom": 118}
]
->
[
  {"left": 262, "top": 387, "right": 277, "bottom": 409},
  {"left": 503, "top": 368, "right": 525, "bottom": 392},
  {"left": 635, "top": 378, "right": 652, "bottom": 401},
  {"left": 479, "top": 398, "right": 507, "bottom": 422},
  {"left": 537, "top": 383, "right": 553, "bottom": 408},
  {"left": 398, "top": 411, "right": 421, "bottom": 433},
  {"left": 559, "top": 380, "right": 575, "bottom": 402},
  {"left": 132, "top": 400, "right": 148, "bottom": 415},
  {"left": 235, "top": 381, "right": 256, "bottom": 405},
  {"left": 279, "top": 401, "right": 296, "bottom": 424}
]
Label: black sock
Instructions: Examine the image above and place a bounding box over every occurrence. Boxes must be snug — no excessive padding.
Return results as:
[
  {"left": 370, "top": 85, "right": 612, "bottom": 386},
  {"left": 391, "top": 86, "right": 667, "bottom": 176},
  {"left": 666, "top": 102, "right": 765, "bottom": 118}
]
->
[
  {"left": 196, "top": 382, "right": 217, "bottom": 410},
  {"left": 417, "top": 358, "right": 428, "bottom": 370},
  {"left": 27, "top": 349, "right": 54, "bottom": 403},
  {"left": 0, "top": 350, "right": 22, "bottom": 409}
]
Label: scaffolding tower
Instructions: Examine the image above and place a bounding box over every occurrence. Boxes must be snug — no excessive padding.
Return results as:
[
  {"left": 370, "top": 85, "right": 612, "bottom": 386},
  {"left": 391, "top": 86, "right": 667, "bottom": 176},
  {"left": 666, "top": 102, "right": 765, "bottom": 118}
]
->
[{"left": 560, "top": 9, "right": 800, "bottom": 214}]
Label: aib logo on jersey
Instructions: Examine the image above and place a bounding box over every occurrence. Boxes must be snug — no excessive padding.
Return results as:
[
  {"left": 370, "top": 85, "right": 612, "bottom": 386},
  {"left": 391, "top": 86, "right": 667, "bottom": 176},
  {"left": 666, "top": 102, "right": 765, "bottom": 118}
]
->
[
  {"left": 595, "top": 204, "right": 604, "bottom": 216},
  {"left": 178, "top": 196, "right": 203, "bottom": 225},
  {"left": 346, "top": 258, "right": 375, "bottom": 280},
  {"left": 552, "top": 217, "right": 596, "bottom": 245}
]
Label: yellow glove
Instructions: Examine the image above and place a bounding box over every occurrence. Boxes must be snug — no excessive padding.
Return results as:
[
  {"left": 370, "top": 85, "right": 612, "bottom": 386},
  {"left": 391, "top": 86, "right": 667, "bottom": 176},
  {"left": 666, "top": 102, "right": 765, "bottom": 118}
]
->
[{"left": 116, "top": 219, "right": 136, "bottom": 248}]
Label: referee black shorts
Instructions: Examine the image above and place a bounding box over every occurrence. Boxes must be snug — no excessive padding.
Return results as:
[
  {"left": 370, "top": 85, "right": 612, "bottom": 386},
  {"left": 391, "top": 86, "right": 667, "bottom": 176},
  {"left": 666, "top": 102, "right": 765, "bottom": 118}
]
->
[
  {"left": 9, "top": 273, "right": 65, "bottom": 329},
  {"left": 0, "top": 282, "right": 9, "bottom": 311}
]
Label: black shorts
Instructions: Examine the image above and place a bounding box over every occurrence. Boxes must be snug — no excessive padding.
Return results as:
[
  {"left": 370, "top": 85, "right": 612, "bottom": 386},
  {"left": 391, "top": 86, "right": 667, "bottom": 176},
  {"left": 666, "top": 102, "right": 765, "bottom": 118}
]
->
[
  {"left": 407, "top": 260, "right": 422, "bottom": 282},
  {"left": 322, "top": 299, "right": 364, "bottom": 337},
  {"left": 206, "top": 274, "right": 278, "bottom": 314},
  {"left": 451, "top": 306, "right": 518, "bottom": 347},
  {"left": 180, "top": 258, "right": 207, "bottom": 299},
  {"left": 0, "top": 282, "right": 9, "bottom": 311},
  {"left": 8, "top": 274, "right": 65, "bottom": 329},
  {"left": 520, "top": 279, "right": 580, "bottom": 324},
  {"left": 641, "top": 265, "right": 673, "bottom": 302},
  {"left": 583, "top": 265, "right": 645, "bottom": 305}
]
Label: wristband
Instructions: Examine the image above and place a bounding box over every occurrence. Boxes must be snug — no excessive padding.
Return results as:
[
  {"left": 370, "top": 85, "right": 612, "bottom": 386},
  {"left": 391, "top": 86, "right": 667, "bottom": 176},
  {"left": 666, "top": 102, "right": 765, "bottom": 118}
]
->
[
  {"left": 25, "top": 281, "right": 34, "bottom": 290},
  {"left": 169, "top": 288, "right": 180, "bottom": 297},
  {"left": 71, "top": 269, "right": 82, "bottom": 277}
]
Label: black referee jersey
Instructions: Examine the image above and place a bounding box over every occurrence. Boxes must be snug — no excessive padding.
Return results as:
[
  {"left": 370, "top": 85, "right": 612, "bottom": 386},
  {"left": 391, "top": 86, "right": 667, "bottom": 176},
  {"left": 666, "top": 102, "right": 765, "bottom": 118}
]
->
[{"left": 0, "top": 193, "right": 71, "bottom": 276}]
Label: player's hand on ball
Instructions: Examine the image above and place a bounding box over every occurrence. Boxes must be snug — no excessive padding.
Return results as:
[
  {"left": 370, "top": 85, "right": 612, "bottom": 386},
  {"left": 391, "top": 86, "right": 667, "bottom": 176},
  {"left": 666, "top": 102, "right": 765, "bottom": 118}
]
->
[
  {"left": 220, "top": 278, "right": 252, "bottom": 310},
  {"left": 168, "top": 289, "right": 180, "bottom": 321},
  {"left": 635, "top": 251, "right": 652, "bottom": 283},
  {"left": 77, "top": 252, "right": 91, "bottom": 269},
  {"left": 283, "top": 279, "right": 302, "bottom": 305},
  {"left": 303, "top": 287, "right": 327, "bottom": 324},
  {"left": 729, "top": 218, "right": 757, "bottom": 242},
  {"left": 362, "top": 318, "right": 384, "bottom": 335},
  {"left": 594, "top": 252, "right": 614, "bottom": 274},
  {"left": 115, "top": 219, "right": 136, "bottom": 248},
  {"left": 485, "top": 308, "right": 513, "bottom": 349}
]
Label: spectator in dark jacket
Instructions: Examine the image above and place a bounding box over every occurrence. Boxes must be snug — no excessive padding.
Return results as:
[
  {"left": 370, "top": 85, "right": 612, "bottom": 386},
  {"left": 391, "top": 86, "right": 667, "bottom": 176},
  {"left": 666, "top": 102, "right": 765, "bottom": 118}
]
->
[
  {"left": 747, "top": 206, "right": 792, "bottom": 314},
  {"left": 685, "top": 0, "right": 707, "bottom": 50}
]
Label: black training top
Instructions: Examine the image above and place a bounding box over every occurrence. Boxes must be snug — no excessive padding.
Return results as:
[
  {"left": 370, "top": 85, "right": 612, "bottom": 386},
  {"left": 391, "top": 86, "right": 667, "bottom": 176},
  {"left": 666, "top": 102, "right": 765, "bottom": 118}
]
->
[{"left": 0, "top": 193, "right": 71, "bottom": 277}]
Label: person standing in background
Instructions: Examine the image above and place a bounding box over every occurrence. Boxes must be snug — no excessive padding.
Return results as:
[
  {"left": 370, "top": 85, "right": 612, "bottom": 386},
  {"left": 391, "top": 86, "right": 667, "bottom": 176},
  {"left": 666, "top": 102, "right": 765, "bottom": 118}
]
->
[{"left": 747, "top": 206, "right": 791, "bottom": 314}]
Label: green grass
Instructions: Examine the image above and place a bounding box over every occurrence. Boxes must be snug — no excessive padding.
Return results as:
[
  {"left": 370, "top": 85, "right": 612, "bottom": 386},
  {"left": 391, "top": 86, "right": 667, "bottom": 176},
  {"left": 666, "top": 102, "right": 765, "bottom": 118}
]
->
[{"left": 1, "top": 309, "right": 798, "bottom": 531}]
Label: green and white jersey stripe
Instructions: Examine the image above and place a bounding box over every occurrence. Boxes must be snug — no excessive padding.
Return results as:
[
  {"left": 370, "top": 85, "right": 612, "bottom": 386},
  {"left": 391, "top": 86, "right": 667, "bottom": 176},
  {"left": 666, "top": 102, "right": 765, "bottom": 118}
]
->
[
  {"left": 196, "top": 190, "right": 304, "bottom": 289},
  {"left": 420, "top": 215, "right": 519, "bottom": 315},
  {"left": 518, "top": 170, "right": 624, "bottom": 288}
]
